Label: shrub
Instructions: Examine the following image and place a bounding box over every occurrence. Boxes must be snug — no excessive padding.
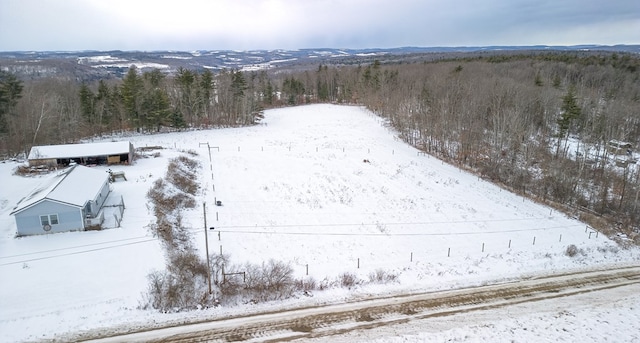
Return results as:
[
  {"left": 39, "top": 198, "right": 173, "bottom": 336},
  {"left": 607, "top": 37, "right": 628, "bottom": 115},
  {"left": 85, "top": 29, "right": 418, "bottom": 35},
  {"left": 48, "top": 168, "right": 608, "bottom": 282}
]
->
[
  {"left": 147, "top": 178, "right": 196, "bottom": 219},
  {"left": 143, "top": 269, "right": 210, "bottom": 312},
  {"left": 565, "top": 244, "right": 580, "bottom": 257},
  {"left": 368, "top": 269, "right": 399, "bottom": 284},
  {"left": 218, "top": 259, "right": 297, "bottom": 304},
  {"left": 143, "top": 153, "right": 208, "bottom": 312},
  {"left": 244, "top": 260, "right": 296, "bottom": 302},
  {"left": 168, "top": 251, "right": 208, "bottom": 279},
  {"left": 338, "top": 272, "right": 360, "bottom": 288},
  {"left": 294, "top": 277, "right": 317, "bottom": 292},
  {"left": 166, "top": 157, "right": 200, "bottom": 195}
]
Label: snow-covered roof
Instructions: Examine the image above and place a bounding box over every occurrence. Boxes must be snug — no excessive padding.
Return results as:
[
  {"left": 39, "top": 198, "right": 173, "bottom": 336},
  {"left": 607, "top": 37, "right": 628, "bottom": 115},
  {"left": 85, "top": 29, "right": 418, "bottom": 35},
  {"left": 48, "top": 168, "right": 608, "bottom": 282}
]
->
[
  {"left": 28, "top": 141, "right": 131, "bottom": 160},
  {"left": 10, "top": 165, "right": 108, "bottom": 214}
]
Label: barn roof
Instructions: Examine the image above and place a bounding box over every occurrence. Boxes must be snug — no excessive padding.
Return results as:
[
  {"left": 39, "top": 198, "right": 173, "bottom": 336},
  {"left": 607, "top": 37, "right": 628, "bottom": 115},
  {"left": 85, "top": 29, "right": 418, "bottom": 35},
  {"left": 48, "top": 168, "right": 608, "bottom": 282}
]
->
[
  {"left": 10, "top": 165, "right": 109, "bottom": 215},
  {"left": 28, "top": 141, "right": 131, "bottom": 160}
]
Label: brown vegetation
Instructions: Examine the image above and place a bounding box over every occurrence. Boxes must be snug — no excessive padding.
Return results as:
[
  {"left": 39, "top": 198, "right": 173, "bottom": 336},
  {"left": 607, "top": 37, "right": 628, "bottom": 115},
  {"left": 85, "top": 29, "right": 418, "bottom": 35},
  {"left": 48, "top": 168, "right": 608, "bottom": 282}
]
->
[{"left": 3, "top": 51, "right": 637, "bottom": 238}]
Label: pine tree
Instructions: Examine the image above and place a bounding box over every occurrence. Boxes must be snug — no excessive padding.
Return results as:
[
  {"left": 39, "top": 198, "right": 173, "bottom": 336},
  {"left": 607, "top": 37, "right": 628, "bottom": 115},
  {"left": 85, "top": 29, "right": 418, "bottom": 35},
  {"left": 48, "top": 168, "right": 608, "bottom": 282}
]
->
[
  {"left": 121, "top": 66, "right": 144, "bottom": 131},
  {"left": 0, "top": 71, "right": 23, "bottom": 134},
  {"left": 78, "top": 83, "right": 95, "bottom": 124},
  {"left": 557, "top": 86, "right": 581, "bottom": 137},
  {"left": 555, "top": 86, "right": 582, "bottom": 158},
  {"left": 142, "top": 69, "right": 172, "bottom": 131}
]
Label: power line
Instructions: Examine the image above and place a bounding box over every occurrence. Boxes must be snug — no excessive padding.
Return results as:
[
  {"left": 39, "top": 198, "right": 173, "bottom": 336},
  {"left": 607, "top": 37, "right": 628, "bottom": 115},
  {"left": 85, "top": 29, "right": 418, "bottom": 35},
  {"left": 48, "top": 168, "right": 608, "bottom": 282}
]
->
[
  {"left": 0, "top": 235, "right": 154, "bottom": 260},
  {"left": 0, "top": 237, "right": 159, "bottom": 267},
  {"left": 188, "top": 223, "right": 582, "bottom": 236}
]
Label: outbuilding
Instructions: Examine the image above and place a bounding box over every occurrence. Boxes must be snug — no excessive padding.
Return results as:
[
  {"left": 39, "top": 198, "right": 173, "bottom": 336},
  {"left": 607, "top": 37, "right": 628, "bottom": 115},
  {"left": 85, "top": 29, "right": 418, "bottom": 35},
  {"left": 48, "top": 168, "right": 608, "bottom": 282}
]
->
[
  {"left": 28, "top": 141, "right": 134, "bottom": 168},
  {"left": 10, "top": 165, "right": 111, "bottom": 236},
  {"left": 608, "top": 140, "right": 633, "bottom": 156}
]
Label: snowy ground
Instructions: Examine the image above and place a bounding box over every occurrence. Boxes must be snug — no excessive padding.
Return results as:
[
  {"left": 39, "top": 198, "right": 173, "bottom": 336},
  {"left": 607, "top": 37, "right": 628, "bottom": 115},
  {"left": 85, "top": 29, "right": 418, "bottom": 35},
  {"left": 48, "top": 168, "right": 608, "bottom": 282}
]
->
[
  {"left": 0, "top": 104, "right": 639, "bottom": 342},
  {"left": 301, "top": 283, "right": 640, "bottom": 343}
]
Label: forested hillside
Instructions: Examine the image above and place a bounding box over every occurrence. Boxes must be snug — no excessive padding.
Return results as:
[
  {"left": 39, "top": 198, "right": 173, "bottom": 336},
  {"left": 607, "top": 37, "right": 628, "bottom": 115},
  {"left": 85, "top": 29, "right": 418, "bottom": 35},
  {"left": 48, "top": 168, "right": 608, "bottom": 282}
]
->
[{"left": 1, "top": 51, "right": 638, "bottom": 237}]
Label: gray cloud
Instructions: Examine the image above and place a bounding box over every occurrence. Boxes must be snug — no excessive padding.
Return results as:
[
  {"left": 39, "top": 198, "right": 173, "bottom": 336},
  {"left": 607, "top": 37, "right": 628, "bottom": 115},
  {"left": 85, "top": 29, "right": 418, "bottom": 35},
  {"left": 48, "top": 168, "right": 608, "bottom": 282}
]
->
[{"left": 0, "top": 0, "right": 638, "bottom": 51}]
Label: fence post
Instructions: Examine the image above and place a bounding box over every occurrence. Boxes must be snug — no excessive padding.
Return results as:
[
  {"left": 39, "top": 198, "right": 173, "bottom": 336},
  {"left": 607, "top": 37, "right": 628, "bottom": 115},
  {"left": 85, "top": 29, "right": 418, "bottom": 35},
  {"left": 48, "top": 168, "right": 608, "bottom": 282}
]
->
[
  {"left": 357, "top": 258, "right": 360, "bottom": 269},
  {"left": 220, "top": 245, "right": 223, "bottom": 255},
  {"left": 482, "top": 243, "right": 485, "bottom": 252},
  {"left": 559, "top": 234, "right": 562, "bottom": 242},
  {"left": 509, "top": 239, "right": 512, "bottom": 248},
  {"left": 410, "top": 252, "right": 413, "bottom": 262},
  {"left": 447, "top": 248, "right": 450, "bottom": 257},
  {"left": 533, "top": 236, "right": 536, "bottom": 245},
  {"left": 306, "top": 264, "right": 309, "bottom": 276}
]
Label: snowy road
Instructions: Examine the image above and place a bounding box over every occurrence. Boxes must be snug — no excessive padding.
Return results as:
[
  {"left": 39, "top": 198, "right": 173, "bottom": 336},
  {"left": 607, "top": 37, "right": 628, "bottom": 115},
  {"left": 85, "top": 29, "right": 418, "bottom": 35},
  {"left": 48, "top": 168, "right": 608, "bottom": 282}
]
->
[{"left": 78, "top": 265, "right": 640, "bottom": 343}]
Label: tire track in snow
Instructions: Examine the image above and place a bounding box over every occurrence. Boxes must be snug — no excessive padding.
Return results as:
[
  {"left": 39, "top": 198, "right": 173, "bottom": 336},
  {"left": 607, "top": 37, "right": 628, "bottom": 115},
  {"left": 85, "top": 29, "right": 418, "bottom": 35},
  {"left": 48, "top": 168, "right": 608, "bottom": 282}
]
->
[{"left": 76, "top": 265, "right": 640, "bottom": 343}]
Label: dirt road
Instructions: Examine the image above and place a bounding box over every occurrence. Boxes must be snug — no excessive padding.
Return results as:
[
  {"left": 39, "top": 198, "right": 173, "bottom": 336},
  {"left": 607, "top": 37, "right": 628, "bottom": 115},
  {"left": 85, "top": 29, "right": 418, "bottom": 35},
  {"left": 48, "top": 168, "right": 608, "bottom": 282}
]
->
[{"left": 79, "top": 265, "right": 640, "bottom": 343}]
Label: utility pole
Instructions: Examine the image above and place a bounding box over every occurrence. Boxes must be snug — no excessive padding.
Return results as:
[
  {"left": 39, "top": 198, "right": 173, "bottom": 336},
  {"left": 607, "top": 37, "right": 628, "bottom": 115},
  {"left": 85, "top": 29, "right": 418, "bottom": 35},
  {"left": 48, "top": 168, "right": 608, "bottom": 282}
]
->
[{"left": 203, "top": 202, "right": 212, "bottom": 294}]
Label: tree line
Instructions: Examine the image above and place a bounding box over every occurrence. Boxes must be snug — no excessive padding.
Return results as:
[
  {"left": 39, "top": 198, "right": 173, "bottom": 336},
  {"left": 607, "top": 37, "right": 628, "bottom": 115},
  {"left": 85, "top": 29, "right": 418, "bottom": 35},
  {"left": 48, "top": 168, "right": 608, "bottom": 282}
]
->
[{"left": 1, "top": 51, "right": 639, "bottom": 235}]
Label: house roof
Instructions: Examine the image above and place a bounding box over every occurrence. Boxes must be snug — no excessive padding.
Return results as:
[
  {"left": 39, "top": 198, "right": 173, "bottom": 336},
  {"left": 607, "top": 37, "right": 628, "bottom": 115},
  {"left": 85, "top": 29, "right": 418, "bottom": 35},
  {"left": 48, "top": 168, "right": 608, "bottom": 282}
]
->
[
  {"left": 10, "top": 165, "right": 109, "bottom": 215},
  {"left": 28, "top": 141, "right": 131, "bottom": 160}
]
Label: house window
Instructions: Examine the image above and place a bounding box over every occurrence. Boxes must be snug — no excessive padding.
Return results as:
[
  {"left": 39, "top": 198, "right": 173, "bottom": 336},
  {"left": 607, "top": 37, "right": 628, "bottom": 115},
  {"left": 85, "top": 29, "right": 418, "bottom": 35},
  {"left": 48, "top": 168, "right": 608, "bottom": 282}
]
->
[{"left": 40, "top": 214, "right": 59, "bottom": 226}]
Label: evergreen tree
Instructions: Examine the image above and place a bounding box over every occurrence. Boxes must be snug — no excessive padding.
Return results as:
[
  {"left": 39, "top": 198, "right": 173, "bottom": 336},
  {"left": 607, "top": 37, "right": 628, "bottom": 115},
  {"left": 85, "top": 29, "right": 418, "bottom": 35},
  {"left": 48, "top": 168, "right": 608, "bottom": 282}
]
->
[
  {"left": 0, "top": 71, "right": 23, "bottom": 134},
  {"left": 199, "top": 69, "right": 214, "bottom": 120},
  {"left": 78, "top": 83, "right": 95, "bottom": 124},
  {"left": 231, "top": 70, "right": 247, "bottom": 99},
  {"left": 121, "top": 66, "right": 144, "bottom": 131},
  {"left": 175, "top": 67, "right": 197, "bottom": 124},
  {"left": 142, "top": 69, "right": 172, "bottom": 130},
  {"left": 95, "top": 80, "right": 112, "bottom": 126},
  {"left": 557, "top": 86, "right": 582, "bottom": 137}
]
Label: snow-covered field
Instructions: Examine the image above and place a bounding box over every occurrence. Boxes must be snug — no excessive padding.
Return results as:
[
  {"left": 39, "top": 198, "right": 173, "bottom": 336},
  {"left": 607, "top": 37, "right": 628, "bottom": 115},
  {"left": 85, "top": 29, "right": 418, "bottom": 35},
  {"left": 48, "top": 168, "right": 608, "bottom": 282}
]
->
[{"left": 0, "top": 104, "right": 639, "bottom": 342}]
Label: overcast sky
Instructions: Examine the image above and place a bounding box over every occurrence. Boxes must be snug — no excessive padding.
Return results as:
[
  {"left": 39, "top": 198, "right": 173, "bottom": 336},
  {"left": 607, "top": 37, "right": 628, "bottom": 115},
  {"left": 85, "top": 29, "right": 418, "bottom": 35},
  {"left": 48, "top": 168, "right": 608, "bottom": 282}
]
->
[{"left": 1, "top": 0, "right": 638, "bottom": 51}]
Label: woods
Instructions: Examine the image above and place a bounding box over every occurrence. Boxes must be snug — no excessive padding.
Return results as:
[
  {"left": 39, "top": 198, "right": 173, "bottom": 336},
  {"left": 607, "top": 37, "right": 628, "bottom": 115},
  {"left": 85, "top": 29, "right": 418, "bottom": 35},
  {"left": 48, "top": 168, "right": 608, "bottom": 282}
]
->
[{"left": 1, "top": 51, "right": 639, "bottom": 236}]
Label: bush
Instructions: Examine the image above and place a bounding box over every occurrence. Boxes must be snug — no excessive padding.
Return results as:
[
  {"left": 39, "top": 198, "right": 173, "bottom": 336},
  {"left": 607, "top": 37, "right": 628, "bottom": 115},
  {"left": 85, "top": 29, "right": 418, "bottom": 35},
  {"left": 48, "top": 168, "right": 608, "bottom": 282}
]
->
[
  {"left": 166, "top": 157, "right": 200, "bottom": 195},
  {"left": 244, "top": 260, "right": 296, "bottom": 302},
  {"left": 294, "top": 277, "right": 317, "bottom": 292},
  {"left": 143, "top": 269, "right": 210, "bottom": 312},
  {"left": 168, "top": 251, "right": 208, "bottom": 278},
  {"left": 338, "top": 272, "right": 360, "bottom": 288},
  {"left": 565, "top": 244, "right": 580, "bottom": 257},
  {"left": 368, "top": 269, "right": 399, "bottom": 284},
  {"left": 146, "top": 178, "right": 196, "bottom": 218},
  {"left": 143, "top": 153, "right": 208, "bottom": 312},
  {"left": 218, "top": 259, "right": 297, "bottom": 304}
]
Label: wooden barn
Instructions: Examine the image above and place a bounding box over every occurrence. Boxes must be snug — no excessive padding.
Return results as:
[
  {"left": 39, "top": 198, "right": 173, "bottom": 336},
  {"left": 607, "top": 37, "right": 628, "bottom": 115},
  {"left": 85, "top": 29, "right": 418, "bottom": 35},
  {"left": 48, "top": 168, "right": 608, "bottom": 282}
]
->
[
  {"left": 608, "top": 140, "right": 633, "bottom": 155},
  {"left": 10, "top": 165, "right": 111, "bottom": 236},
  {"left": 28, "top": 141, "right": 134, "bottom": 168}
]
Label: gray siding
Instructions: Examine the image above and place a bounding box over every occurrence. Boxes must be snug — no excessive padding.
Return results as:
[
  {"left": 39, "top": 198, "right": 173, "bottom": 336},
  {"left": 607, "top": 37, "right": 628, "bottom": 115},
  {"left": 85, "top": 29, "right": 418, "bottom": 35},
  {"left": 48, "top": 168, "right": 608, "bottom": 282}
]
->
[
  {"left": 91, "top": 180, "right": 110, "bottom": 216},
  {"left": 14, "top": 200, "right": 83, "bottom": 236}
]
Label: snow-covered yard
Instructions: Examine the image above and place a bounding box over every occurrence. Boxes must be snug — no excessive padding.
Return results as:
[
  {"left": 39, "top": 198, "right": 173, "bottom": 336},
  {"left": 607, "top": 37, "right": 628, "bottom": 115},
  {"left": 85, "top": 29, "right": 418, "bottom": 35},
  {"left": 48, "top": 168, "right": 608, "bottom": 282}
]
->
[{"left": 0, "top": 104, "right": 638, "bottom": 342}]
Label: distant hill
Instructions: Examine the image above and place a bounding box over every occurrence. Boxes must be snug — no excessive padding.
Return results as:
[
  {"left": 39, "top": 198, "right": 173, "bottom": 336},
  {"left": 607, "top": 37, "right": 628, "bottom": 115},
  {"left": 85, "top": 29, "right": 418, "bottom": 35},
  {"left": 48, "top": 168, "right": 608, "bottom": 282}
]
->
[{"left": 1, "top": 45, "right": 638, "bottom": 81}]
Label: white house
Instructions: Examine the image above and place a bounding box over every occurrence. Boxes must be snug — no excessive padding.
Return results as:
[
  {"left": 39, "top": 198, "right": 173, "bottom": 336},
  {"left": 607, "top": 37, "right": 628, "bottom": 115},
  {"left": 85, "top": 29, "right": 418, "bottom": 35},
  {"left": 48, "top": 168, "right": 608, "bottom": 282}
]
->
[{"left": 10, "top": 165, "right": 111, "bottom": 236}]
